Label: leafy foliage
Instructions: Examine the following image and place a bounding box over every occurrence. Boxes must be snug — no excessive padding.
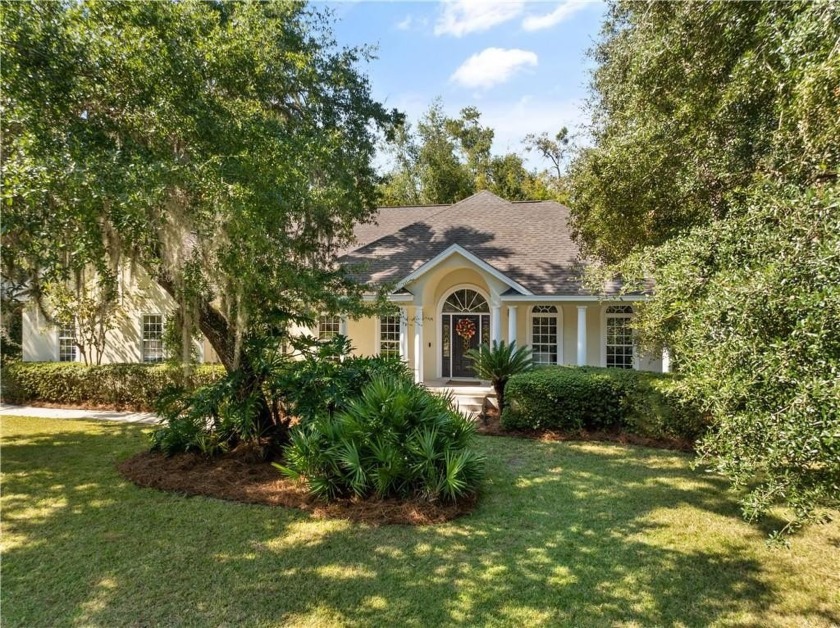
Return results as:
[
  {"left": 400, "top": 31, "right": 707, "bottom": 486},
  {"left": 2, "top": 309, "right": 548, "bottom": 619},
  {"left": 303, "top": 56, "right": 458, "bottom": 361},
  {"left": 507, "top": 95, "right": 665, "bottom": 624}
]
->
[
  {"left": 151, "top": 338, "right": 411, "bottom": 457},
  {"left": 569, "top": 1, "right": 840, "bottom": 530},
  {"left": 379, "top": 100, "right": 561, "bottom": 204},
  {"left": 466, "top": 340, "right": 532, "bottom": 412},
  {"left": 153, "top": 367, "right": 273, "bottom": 457},
  {"left": 2, "top": 361, "right": 224, "bottom": 410},
  {"left": 277, "top": 376, "right": 484, "bottom": 502},
  {"left": 45, "top": 279, "right": 121, "bottom": 366},
  {"left": 2, "top": 0, "right": 400, "bottom": 441},
  {"left": 501, "top": 367, "right": 706, "bottom": 442},
  {"left": 624, "top": 185, "right": 840, "bottom": 528},
  {"left": 272, "top": 336, "right": 411, "bottom": 424}
]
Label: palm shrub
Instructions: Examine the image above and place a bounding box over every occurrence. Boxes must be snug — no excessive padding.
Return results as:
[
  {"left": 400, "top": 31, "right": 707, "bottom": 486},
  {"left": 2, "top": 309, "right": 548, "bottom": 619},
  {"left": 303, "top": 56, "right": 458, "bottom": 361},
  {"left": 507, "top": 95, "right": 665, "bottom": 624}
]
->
[
  {"left": 276, "top": 375, "right": 485, "bottom": 502},
  {"left": 466, "top": 340, "right": 533, "bottom": 412}
]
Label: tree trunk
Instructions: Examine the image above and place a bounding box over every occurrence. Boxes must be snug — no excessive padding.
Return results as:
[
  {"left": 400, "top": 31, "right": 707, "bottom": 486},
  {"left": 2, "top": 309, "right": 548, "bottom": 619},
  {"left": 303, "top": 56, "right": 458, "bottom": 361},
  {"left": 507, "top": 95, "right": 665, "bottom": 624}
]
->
[
  {"left": 153, "top": 271, "right": 287, "bottom": 447},
  {"left": 494, "top": 380, "right": 506, "bottom": 414}
]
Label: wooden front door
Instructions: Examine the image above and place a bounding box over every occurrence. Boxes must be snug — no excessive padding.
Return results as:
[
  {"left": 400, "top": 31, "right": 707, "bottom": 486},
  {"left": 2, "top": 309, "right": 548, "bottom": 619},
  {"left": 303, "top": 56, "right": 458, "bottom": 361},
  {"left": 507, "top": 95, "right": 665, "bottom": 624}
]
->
[{"left": 443, "top": 313, "right": 489, "bottom": 378}]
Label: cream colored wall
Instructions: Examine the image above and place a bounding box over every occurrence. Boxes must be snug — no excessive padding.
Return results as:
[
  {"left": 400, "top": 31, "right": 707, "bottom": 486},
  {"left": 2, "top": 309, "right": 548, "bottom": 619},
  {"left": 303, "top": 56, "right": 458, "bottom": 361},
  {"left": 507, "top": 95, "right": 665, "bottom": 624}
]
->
[
  {"left": 24, "top": 256, "right": 662, "bottom": 374},
  {"left": 346, "top": 316, "right": 376, "bottom": 357},
  {"left": 22, "top": 306, "right": 58, "bottom": 362},
  {"left": 23, "top": 265, "right": 217, "bottom": 364}
]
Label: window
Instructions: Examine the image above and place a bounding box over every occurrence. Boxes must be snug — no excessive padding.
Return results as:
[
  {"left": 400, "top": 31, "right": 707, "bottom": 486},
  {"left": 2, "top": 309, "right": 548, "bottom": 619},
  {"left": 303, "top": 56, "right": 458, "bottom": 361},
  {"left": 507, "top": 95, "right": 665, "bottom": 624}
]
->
[
  {"left": 442, "top": 289, "right": 489, "bottom": 313},
  {"left": 378, "top": 315, "right": 401, "bottom": 359},
  {"left": 142, "top": 314, "right": 164, "bottom": 363},
  {"left": 605, "top": 305, "right": 634, "bottom": 369},
  {"left": 317, "top": 315, "right": 341, "bottom": 340},
  {"left": 531, "top": 305, "right": 559, "bottom": 365},
  {"left": 58, "top": 323, "right": 76, "bottom": 362}
]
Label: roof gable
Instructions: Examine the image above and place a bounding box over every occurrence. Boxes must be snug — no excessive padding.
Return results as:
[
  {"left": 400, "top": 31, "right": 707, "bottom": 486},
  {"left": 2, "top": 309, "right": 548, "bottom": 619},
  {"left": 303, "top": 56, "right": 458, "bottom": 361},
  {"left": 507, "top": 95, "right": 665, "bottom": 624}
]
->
[
  {"left": 339, "top": 190, "right": 594, "bottom": 296},
  {"left": 396, "top": 244, "right": 532, "bottom": 295}
]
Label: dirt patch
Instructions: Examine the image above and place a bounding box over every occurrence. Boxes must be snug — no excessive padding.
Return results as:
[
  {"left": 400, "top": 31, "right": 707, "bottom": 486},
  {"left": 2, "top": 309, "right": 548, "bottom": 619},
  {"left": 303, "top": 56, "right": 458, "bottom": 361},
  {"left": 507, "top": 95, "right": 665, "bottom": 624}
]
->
[
  {"left": 118, "top": 451, "right": 475, "bottom": 526},
  {"left": 475, "top": 409, "right": 694, "bottom": 452}
]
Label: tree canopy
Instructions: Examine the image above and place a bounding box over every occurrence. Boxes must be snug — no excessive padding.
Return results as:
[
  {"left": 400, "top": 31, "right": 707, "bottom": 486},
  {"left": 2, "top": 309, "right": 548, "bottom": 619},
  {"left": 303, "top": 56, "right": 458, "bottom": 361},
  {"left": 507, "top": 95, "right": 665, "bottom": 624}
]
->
[
  {"left": 2, "top": 0, "right": 399, "bottom": 373},
  {"left": 378, "top": 100, "right": 562, "bottom": 205},
  {"left": 570, "top": 0, "right": 839, "bottom": 534}
]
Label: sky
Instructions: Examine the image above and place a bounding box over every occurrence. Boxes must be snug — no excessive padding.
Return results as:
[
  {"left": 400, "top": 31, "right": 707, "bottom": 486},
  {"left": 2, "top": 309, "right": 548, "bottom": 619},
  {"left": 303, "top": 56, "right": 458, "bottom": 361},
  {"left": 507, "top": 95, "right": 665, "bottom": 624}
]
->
[{"left": 326, "top": 0, "right": 608, "bottom": 170}]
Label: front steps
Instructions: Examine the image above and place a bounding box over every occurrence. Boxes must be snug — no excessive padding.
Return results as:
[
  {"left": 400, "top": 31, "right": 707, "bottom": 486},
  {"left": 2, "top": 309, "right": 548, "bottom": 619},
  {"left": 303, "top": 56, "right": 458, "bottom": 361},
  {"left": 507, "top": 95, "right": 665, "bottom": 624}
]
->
[{"left": 425, "top": 382, "right": 495, "bottom": 419}]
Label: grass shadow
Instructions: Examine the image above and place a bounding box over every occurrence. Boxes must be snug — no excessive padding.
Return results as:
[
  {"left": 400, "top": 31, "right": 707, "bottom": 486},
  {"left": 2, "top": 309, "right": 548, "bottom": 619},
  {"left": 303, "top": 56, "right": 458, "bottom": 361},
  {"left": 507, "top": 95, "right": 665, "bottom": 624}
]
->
[{"left": 2, "top": 417, "right": 838, "bottom": 626}]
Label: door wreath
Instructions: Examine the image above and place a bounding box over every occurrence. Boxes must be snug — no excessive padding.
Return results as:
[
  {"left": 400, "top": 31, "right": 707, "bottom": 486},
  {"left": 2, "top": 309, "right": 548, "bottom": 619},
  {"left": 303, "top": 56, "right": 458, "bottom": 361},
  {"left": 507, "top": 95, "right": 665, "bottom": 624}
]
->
[{"left": 455, "top": 318, "right": 476, "bottom": 352}]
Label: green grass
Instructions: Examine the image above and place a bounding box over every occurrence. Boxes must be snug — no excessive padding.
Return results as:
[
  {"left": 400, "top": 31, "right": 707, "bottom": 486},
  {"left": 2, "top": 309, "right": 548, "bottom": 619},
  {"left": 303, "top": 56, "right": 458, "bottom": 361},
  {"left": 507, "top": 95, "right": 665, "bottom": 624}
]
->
[{"left": 2, "top": 416, "right": 838, "bottom": 627}]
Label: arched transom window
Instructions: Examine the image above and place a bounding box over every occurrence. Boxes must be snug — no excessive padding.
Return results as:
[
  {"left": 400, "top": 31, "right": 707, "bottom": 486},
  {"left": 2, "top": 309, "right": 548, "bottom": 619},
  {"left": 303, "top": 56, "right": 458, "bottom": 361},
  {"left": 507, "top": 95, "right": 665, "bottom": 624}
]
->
[
  {"left": 442, "top": 289, "right": 489, "bottom": 313},
  {"left": 605, "top": 305, "right": 634, "bottom": 369},
  {"left": 531, "top": 305, "right": 559, "bottom": 365}
]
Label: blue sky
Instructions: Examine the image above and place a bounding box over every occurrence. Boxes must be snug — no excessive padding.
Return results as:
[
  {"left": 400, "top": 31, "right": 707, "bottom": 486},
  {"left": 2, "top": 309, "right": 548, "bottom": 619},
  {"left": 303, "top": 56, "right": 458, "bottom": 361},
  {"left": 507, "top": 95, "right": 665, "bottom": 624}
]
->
[{"left": 326, "top": 0, "right": 607, "bottom": 168}]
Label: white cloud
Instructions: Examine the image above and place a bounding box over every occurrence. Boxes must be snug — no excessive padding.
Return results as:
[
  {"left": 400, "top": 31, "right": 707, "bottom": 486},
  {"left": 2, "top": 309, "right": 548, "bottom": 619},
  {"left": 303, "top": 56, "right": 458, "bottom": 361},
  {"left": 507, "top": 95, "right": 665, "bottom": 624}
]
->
[
  {"left": 435, "top": 0, "right": 526, "bottom": 37},
  {"left": 522, "top": 0, "right": 591, "bottom": 31},
  {"left": 395, "top": 15, "right": 429, "bottom": 31},
  {"left": 451, "top": 48, "right": 538, "bottom": 90},
  {"left": 396, "top": 15, "right": 414, "bottom": 31}
]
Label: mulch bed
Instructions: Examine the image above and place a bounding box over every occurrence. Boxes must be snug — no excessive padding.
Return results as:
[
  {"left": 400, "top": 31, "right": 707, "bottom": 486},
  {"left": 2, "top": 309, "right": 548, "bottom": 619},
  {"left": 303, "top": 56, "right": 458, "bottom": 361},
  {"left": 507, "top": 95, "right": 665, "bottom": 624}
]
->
[
  {"left": 118, "top": 450, "right": 475, "bottom": 526},
  {"left": 474, "top": 408, "right": 694, "bottom": 452}
]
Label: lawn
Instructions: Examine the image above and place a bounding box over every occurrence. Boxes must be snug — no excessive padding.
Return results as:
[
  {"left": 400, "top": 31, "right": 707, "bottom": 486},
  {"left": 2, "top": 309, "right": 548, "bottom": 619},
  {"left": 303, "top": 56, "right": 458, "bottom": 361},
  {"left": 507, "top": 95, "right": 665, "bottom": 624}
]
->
[{"left": 2, "top": 416, "right": 838, "bottom": 627}]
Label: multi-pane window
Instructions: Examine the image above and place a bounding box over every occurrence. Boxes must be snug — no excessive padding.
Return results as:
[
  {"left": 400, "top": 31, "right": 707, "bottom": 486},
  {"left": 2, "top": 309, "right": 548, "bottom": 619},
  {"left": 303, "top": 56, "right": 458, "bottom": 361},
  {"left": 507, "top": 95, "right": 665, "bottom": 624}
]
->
[
  {"left": 317, "top": 315, "right": 341, "bottom": 340},
  {"left": 531, "top": 305, "right": 559, "bottom": 365},
  {"left": 379, "top": 315, "right": 401, "bottom": 359},
  {"left": 605, "top": 305, "right": 634, "bottom": 369},
  {"left": 58, "top": 323, "right": 76, "bottom": 362},
  {"left": 142, "top": 314, "right": 164, "bottom": 363}
]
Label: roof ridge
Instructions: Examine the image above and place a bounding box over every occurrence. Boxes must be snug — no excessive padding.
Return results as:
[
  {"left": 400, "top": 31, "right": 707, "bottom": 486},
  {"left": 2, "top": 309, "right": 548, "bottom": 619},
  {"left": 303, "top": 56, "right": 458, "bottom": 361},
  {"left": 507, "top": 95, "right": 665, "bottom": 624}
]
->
[
  {"left": 449, "top": 189, "right": 509, "bottom": 207},
  {"left": 377, "top": 203, "right": 449, "bottom": 210}
]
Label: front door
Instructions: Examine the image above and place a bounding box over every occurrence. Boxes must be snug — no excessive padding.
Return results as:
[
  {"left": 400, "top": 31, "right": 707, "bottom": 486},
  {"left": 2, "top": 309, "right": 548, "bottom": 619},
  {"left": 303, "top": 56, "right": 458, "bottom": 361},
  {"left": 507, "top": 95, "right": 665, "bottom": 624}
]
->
[
  {"left": 451, "top": 314, "right": 480, "bottom": 377},
  {"left": 442, "top": 313, "right": 490, "bottom": 378}
]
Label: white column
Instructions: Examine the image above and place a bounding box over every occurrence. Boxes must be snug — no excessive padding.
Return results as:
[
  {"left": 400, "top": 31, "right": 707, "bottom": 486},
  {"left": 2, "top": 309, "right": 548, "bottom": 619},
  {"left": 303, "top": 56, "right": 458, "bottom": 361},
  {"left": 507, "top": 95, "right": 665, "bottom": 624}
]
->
[
  {"left": 413, "top": 306, "right": 424, "bottom": 383},
  {"left": 399, "top": 307, "right": 409, "bottom": 362},
  {"left": 339, "top": 316, "right": 348, "bottom": 337},
  {"left": 662, "top": 348, "right": 671, "bottom": 374},
  {"left": 490, "top": 305, "right": 502, "bottom": 346},
  {"left": 577, "top": 306, "right": 588, "bottom": 366},
  {"left": 507, "top": 306, "right": 518, "bottom": 346}
]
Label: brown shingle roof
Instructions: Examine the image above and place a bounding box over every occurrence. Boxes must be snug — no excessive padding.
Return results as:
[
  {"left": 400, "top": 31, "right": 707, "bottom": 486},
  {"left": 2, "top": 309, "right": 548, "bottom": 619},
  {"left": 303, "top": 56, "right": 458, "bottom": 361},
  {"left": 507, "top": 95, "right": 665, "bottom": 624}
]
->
[{"left": 338, "top": 190, "right": 596, "bottom": 296}]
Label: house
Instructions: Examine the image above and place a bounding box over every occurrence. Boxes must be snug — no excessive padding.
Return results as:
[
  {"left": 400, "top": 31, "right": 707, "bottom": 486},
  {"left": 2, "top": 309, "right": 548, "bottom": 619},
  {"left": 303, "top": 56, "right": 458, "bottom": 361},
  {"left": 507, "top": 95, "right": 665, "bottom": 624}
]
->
[{"left": 21, "top": 191, "right": 666, "bottom": 380}]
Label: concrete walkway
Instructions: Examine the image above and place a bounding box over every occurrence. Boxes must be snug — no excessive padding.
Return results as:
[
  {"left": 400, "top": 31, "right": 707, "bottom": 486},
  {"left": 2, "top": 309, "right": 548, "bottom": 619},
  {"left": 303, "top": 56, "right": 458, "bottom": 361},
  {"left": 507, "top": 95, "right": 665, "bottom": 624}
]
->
[{"left": 0, "top": 404, "right": 160, "bottom": 425}]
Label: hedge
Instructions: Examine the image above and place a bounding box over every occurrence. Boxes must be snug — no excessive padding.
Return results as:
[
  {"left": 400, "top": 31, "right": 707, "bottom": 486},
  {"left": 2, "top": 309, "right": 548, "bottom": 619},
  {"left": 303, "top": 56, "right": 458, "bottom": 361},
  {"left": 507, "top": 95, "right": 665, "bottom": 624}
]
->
[
  {"left": 1, "top": 362, "right": 226, "bottom": 411},
  {"left": 501, "top": 366, "right": 708, "bottom": 443}
]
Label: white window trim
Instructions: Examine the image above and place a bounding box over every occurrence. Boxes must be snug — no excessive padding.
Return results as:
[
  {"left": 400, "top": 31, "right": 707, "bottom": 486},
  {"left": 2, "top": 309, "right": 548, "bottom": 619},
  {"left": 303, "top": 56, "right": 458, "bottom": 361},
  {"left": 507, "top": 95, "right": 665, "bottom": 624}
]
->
[
  {"left": 57, "top": 322, "right": 77, "bottom": 363},
  {"left": 600, "top": 305, "right": 638, "bottom": 370},
  {"left": 527, "top": 305, "right": 563, "bottom": 366},
  {"left": 374, "top": 314, "right": 402, "bottom": 359},
  {"left": 140, "top": 312, "right": 165, "bottom": 363},
  {"left": 316, "top": 314, "right": 342, "bottom": 341}
]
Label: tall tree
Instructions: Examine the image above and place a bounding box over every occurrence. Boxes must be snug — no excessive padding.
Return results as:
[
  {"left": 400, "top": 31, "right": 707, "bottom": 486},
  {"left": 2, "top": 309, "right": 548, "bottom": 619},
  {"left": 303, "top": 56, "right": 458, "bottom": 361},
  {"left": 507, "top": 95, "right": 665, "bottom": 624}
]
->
[
  {"left": 2, "top": 0, "right": 399, "bottom": 432},
  {"left": 378, "top": 122, "right": 421, "bottom": 206},
  {"left": 446, "top": 106, "right": 495, "bottom": 191},
  {"left": 524, "top": 128, "right": 572, "bottom": 203},
  {"left": 416, "top": 100, "right": 474, "bottom": 204},
  {"left": 571, "top": 0, "right": 839, "bottom": 534},
  {"left": 378, "top": 101, "right": 557, "bottom": 205}
]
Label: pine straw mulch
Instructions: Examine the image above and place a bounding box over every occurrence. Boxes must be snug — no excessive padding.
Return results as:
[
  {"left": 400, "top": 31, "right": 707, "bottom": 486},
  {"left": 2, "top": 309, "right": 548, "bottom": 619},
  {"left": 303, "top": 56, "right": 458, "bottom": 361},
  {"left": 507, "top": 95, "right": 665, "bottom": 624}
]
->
[
  {"left": 118, "top": 448, "right": 476, "bottom": 526},
  {"left": 474, "top": 408, "right": 695, "bottom": 453}
]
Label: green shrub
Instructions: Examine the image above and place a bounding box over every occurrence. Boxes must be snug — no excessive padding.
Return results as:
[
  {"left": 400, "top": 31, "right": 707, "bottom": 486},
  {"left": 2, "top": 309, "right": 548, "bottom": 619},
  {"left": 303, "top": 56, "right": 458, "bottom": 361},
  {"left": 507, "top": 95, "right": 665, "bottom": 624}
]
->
[
  {"left": 1, "top": 361, "right": 225, "bottom": 410},
  {"left": 152, "top": 369, "right": 268, "bottom": 456},
  {"left": 501, "top": 366, "right": 706, "bottom": 442},
  {"left": 149, "top": 342, "right": 413, "bottom": 457},
  {"left": 277, "top": 376, "right": 485, "bottom": 502},
  {"left": 271, "top": 340, "right": 412, "bottom": 424}
]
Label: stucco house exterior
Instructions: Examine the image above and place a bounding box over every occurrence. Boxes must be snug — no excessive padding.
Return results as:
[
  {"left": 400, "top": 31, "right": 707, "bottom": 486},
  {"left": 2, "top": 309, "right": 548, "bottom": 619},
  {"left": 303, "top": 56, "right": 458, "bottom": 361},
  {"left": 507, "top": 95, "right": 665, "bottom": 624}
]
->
[{"left": 22, "top": 190, "right": 666, "bottom": 381}]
